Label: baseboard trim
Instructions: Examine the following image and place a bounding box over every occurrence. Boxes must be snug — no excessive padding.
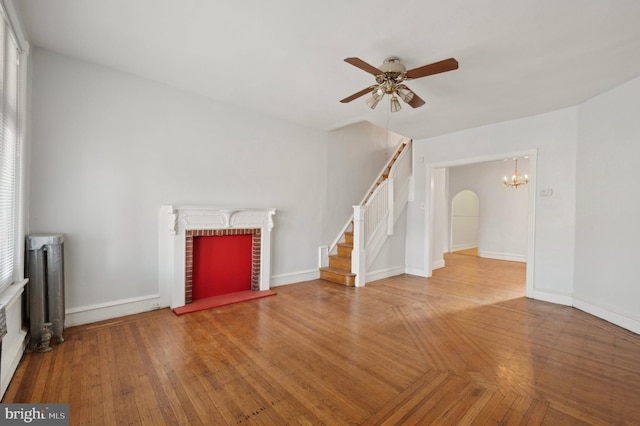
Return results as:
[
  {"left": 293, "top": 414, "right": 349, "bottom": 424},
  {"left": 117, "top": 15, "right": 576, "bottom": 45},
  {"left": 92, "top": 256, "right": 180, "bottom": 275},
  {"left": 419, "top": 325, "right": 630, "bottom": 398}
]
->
[
  {"left": 66, "top": 294, "right": 162, "bottom": 327},
  {"left": 573, "top": 298, "right": 640, "bottom": 335},
  {"left": 365, "top": 266, "right": 406, "bottom": 283},
  {"left": 452, "top": 243, "right": 477, "bottom": 251},
  {"left": 271, "top": 269, "right": 319, "bottom": 287},
  {"left": 479, "top": 251, "right": 527, "bottom": 263},
  {"left": 66, "top": 270, "right": 320, "bottom": 326},
  {"left": 405, "top": 267, "right": 430, "bottom": 278},
  {"left": 431, "top": 259, "right": 445, "bottom": 270},
  {"left": 532, "top": 289, "right": 573, "bottom": 306}
]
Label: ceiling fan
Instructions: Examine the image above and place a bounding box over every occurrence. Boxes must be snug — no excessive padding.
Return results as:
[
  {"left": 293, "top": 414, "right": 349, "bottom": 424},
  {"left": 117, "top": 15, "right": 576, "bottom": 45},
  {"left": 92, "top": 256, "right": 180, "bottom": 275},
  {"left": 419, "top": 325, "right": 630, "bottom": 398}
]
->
[{"left": 340, "top": 56, "right": 459, "bottom": 112}]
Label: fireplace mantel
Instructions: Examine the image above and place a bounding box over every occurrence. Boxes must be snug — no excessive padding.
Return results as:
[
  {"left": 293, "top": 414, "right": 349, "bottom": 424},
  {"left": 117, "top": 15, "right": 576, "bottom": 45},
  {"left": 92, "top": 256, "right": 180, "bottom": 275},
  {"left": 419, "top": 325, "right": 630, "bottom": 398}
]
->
[{"left": 158, "top": 205, "right": 276, "bottom": 309}]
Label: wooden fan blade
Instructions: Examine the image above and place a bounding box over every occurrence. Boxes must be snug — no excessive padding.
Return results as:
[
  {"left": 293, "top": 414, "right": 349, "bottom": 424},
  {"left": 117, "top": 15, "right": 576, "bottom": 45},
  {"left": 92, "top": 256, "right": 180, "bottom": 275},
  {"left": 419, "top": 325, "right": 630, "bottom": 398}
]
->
[
  {"left": 344, "top": 57, "right": 383, "bottom": 76},
  {"left": 340, "top": 86, "right": 376, "bottom": 103},
  {"left": 405, "top": 58, "right": 458, "bottom": 79},
  {"left": 407, "top": 92, "right": 426, "bottom": 108}
]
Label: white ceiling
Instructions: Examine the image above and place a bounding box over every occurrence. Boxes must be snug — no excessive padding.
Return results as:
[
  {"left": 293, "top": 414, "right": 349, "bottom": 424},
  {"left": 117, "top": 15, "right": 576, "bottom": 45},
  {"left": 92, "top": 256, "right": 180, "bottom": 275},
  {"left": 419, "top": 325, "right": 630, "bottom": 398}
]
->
[{"left": 16, "top": 0, "right": 640, "bottom": 140}]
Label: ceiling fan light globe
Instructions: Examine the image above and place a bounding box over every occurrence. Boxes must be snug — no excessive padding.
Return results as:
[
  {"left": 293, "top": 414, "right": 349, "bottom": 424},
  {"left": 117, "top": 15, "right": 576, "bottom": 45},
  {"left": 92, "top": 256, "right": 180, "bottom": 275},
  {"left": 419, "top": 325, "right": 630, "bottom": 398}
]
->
[
  {"left": 397, "top": 87, "right": 414, "bottom": 103},
  {"left": 366, "top": 95, "right": 381, "bottom": 109},
  {"left": 390, "top": 96, "right": 402, "bottom": 112},
  {"left": 372, "top": 86, "right": 384, "bottom": 101}
]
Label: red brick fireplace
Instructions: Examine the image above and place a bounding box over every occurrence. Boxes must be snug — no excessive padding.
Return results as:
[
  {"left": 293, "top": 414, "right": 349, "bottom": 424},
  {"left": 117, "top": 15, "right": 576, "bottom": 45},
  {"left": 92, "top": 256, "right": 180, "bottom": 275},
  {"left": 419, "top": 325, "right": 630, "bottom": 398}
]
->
[{"left": 159, "top": 206, "right": 276, "bottom": 309}]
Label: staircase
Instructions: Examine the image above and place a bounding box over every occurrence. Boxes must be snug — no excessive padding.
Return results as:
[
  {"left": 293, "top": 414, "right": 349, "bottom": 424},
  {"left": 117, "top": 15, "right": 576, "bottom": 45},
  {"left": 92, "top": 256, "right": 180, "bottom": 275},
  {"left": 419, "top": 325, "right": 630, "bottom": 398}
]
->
[
  {"left": 320, "top": 138, "right": 413, "bottom": 287},
  {"left": 319, "top": 229, "right": 356, "bottom": 286}
]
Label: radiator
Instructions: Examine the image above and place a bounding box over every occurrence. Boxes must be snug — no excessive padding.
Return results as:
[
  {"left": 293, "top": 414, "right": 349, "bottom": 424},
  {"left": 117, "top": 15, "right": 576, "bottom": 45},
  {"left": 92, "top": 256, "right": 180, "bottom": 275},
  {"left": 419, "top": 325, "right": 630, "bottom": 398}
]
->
[{"left": 26, "top": 234, "right": 65, "bottom": 352}]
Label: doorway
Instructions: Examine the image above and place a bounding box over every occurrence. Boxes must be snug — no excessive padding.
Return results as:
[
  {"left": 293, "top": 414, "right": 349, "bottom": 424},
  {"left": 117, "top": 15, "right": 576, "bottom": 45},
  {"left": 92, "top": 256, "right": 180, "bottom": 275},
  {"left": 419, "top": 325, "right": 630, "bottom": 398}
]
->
[
  {"left": 426, "top": 151, "right": 535, "bottom": 298},
  {"left": 450, "top": 190, "right": 479, "bottom": 255}
]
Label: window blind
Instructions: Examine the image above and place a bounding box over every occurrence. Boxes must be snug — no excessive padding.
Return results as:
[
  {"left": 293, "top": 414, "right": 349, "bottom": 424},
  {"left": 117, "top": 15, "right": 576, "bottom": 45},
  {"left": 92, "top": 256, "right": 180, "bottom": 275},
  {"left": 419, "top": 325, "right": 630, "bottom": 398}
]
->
[{"left": 0, "top": 10, "right": 18, "bottom": 294}]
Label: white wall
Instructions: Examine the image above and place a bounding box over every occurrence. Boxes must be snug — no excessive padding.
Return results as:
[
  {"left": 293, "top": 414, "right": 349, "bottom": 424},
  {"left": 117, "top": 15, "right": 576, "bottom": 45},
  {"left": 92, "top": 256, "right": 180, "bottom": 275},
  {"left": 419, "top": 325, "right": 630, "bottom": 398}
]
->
[
  {"left": 368, "top": 209, "right": 408, "bottom": 281},
  {"left": 448, "top": 160, "right": 529, "bottom": 261},
  {"left": 574, "top": 75, "right": 640, "bottom": 331},
  {"left": 431, "top": 168, "right": 447, "bottom": 269},
  {"left": 28, "top": 48, "right": 393, "bottom": 324},
  {"left": 407, "top": 108, "right": 577, "bottom": 303},
  {"left": 324, "top": 122, "right": 400, "bottom": 242}
]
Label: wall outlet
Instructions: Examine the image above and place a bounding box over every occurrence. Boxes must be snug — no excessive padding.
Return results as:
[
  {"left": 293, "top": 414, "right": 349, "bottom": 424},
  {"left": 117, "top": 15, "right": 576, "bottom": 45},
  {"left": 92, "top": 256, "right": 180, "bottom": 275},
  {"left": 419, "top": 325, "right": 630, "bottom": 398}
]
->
[{"left": 150, "top": 301, "right": 161, "bottom": 310}]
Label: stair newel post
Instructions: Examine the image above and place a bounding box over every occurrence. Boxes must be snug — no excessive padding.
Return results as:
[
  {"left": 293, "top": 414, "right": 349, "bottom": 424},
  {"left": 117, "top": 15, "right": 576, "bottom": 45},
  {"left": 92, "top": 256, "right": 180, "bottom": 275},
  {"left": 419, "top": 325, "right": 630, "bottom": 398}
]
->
[{"left": 352, "top": 205, "right": 367, "bottom": 287}]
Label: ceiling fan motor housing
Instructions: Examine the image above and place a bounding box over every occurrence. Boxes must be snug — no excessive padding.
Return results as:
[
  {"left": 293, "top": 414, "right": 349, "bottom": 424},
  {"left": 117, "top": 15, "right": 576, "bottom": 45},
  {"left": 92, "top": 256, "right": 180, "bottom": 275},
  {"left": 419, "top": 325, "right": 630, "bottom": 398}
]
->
[
  {"left": 376, "top": 59, "right": 408, "bottom": 93},
  {"left": 378, "top": 57, "right": 406, "bottom": 79}
]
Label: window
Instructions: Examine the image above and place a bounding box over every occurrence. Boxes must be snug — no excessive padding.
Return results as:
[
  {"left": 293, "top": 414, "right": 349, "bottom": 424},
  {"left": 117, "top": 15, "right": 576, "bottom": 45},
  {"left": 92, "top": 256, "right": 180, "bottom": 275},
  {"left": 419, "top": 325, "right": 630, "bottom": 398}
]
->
[{"left": 0, "top": 5, "right": 19, "bottom": 294}]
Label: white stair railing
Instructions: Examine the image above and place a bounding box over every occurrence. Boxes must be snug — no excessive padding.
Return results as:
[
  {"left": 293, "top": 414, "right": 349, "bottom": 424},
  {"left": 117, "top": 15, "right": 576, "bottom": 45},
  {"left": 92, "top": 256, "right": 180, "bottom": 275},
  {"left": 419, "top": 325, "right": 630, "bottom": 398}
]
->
[
  {"left": 364, "top": 180, "right": 389, "bottom": 244},
  {"left": 352, "top": 138, "right": 413, "bottom": 286},
  {"left": 324, "top": 138, "right": 411, "bottom": 258},
  {"left": 389, "top": 139, "right": 413, "bottom": 226}
]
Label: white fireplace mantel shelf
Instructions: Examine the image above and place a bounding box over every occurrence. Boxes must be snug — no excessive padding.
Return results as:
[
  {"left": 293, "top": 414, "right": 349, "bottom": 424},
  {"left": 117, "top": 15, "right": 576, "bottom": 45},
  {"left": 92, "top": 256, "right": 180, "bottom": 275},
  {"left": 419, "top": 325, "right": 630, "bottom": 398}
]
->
[
  {"left": 158, "top": 205, "right": 276, "bottom": 309},
  {"left": 166, "top": 206, "right": 276, "bottom": 235}
]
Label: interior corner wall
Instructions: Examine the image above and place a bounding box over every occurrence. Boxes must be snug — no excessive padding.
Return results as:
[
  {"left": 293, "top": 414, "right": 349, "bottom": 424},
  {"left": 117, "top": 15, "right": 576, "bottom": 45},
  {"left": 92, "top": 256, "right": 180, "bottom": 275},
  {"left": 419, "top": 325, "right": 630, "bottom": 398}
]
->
[
  {"left": 407, "top": 107, "right": 578, "bottom": 298},
  {"left": 574, "top": 75, "right": 640, "bottom": 330},
  {"left": 29, "top": 48, "right": 335, "bottom": 317}
]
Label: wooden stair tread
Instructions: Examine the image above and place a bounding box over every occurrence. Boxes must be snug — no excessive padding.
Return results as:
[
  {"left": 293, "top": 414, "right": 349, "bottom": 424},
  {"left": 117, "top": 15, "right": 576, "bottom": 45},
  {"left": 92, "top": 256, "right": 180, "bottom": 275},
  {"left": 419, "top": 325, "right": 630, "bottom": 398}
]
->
[
  {"left": 329, "top": 254, "right": 351, "bottom": 270},
  {"left": 336, "top": 242, "right": 353, "bottom": 257},
  {"left": 329, "top": 254, "right": 350, "bottom": 260},
  {"left": 319, "top": 266, "right": 356, "bottom": 286},
  {"left": 319, "top": 266, "right": 355, "bottom": 276}
]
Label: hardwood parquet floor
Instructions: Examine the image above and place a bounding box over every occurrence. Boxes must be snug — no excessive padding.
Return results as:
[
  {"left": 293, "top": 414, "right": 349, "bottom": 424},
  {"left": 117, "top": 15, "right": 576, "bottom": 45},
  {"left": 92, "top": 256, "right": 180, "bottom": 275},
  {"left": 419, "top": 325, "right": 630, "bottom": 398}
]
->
[{"left": 4, "top": 253, "right": 640, "bottom": 425}]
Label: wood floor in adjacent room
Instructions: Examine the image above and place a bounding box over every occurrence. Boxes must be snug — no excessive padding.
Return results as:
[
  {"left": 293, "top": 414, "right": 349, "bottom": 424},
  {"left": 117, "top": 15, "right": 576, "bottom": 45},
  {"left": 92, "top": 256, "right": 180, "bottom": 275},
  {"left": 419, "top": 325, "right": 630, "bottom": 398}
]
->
[{"left": 4, "top": 253, "right": 640, "bottom": 425}]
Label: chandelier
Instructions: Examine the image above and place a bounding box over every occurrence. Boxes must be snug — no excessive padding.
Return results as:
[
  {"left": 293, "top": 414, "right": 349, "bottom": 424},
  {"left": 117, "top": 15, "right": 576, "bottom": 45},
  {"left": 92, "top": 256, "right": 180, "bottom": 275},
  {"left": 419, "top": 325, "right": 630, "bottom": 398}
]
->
[
  {"left": 503, "top": 159, "right": 528, "bottom": 188},
  {"left": 365, "top": 58, "right": 415, "bottom": 112}
]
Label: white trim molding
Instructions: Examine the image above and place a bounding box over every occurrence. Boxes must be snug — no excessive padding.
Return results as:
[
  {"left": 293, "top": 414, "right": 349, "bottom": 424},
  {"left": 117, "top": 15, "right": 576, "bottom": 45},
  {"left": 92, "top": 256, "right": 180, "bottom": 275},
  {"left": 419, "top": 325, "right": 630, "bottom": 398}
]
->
[
  {"left": 431, "top": 259, "right": 445, "bottom": 270},
  {"left": 573, "top": 298, "right": 640, "bottom": 336},
  {"left": 366, "top": 266, "right": 407, "bottom": 283},
  {"left": 451, "top": 243, "right": 478, "bottom": 252},
  {"left": 0, "top": 0, "right": 30, "bottom": 54},
  {"left": 405, "top": 267, "right": 430, "bottom": 278},
  {"left": 479, "top": 251, "right": 527, "bottom": 263},
  {"left": 65, "top": 294, "right": 162, "bottom": 327},
  {"left": 0, "top": 279, "right": 28, "bottom": 398},
  {"left": 271, "top": 269, "right": 319, "bottom": 287},
  {"left": 532, "top": 289, "right": 573, "bottom": 306}
]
